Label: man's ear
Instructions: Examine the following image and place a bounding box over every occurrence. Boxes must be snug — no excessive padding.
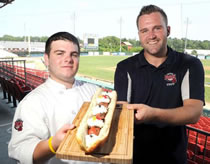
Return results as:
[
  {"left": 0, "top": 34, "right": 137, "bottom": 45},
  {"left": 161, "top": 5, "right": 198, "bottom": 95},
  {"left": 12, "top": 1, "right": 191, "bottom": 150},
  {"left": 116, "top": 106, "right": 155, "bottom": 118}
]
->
[
  {"left": 44, "top": 53, "right": 49, "bottom": 67},
  {"left": 167, "top": 26, "right": 171, "bottom": 36}
]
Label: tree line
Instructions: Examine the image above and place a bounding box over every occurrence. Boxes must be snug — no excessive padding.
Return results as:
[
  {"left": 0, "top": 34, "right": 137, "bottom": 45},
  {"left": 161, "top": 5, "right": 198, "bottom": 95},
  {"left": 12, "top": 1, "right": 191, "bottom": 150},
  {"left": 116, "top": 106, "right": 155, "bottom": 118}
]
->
[
  {"left": 99, "top": 36, "right": 210, "bottom": 53},
  {"left": 1, "top": 34, "right": 210, "bottom": 53}
]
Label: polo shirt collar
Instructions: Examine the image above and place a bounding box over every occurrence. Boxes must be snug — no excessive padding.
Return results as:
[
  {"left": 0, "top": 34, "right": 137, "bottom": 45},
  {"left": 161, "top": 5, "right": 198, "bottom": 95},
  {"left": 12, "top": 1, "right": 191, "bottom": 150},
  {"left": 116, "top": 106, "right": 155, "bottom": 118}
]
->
[
  {"left": 137, "top": 46, "right": 176, "bottom": 68},
  {"left": 137, "top": 49, "right": 148, "bottom": 67},
  {"left": 164, "top": 47, "right": 176, "bottom": 66}
]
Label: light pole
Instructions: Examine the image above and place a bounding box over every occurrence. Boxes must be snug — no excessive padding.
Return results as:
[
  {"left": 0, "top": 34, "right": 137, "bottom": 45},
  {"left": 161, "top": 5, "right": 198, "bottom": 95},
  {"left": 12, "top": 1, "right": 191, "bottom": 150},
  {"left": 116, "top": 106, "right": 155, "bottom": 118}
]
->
[
  {"left": 73, "top": 12, "right": 76, "bottom": 35},
  {"left": 71, "top": 12, "right": 76, "bottom": 36},
  {"left": 119, "top": 16, "right": 122, "bottom": 53},
  {"left": 109, "top": 43, "right": 112, "bottom": 53},
  {"left": 184, "top": 17, "right": 190, "bottom": 53}
]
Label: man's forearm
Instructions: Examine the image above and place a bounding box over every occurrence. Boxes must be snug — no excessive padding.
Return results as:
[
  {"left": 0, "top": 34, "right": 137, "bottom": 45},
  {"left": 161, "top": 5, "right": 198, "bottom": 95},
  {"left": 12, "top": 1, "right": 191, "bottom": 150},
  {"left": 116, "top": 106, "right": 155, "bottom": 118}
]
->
[
  {"left": 33, "top": 139, "right": 55, "bottom": 164},
  {"left": 153, "top": 99, "right": 203, "bottom": 125}
]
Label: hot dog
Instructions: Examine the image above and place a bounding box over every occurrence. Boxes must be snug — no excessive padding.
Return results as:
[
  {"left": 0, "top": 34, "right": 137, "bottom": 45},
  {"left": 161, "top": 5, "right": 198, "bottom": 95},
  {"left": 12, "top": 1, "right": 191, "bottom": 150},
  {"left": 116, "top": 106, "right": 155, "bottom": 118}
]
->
[{"left": 76, "top": 88, "right": 117, "bottom": 153}]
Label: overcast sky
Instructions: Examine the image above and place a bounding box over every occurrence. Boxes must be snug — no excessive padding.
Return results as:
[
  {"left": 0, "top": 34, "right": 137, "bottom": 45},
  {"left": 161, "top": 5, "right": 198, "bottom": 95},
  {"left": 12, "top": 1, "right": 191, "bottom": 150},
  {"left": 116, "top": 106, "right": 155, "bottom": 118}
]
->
[{"left": 0, "top": 0, "right": 210, "bottom": 41}]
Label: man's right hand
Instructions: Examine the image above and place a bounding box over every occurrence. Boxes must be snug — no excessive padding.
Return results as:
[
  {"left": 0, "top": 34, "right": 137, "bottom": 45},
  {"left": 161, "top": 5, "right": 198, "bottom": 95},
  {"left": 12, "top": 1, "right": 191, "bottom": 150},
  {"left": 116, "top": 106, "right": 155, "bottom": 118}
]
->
[
  {"left": 52, "top": 124, "right": 76, "bottom": 151},
  {"left": 33, "top": 124, "right": 76, "bottom": 164}
]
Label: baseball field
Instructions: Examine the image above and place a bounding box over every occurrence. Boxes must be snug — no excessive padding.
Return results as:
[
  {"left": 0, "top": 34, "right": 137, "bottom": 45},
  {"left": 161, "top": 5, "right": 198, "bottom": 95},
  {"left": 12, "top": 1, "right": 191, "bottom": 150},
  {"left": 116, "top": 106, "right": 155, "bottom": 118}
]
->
[{"left": 78, "top": 55, "right": 210, "bottom": 103}]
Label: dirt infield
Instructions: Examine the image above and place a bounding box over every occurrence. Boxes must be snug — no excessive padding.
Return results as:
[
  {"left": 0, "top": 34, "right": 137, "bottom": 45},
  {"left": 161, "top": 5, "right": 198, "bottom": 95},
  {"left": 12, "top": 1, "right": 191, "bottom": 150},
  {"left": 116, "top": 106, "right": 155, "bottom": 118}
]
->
[
  {"left": 204, "top": 66, "right": 210, "bottom": 70},
  {"left": 98, "top": 67, "right": 116, "bottom": 71}
]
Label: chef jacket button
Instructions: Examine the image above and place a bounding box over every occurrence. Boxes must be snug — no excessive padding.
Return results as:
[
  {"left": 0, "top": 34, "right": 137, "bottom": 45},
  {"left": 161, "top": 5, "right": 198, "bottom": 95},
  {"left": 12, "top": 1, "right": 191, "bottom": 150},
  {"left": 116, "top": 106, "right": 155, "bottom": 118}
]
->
[{"left": 72, "top": 111, "right": 76, "bottom": 115}]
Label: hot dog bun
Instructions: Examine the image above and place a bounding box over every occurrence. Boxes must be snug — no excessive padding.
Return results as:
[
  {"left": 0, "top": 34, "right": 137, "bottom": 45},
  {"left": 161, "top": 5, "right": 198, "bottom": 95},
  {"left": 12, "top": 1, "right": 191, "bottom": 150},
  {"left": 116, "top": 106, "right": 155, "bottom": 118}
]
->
[{"left": 76, "top": 88, "right": 117, "bottom": 153}]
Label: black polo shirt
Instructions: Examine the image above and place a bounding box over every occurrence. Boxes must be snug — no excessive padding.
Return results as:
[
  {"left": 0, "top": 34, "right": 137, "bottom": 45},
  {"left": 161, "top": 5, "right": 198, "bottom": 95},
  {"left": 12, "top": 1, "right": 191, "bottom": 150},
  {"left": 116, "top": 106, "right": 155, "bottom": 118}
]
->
[{"left": 114, "top": 47, "right": 205, "bottom": 164}]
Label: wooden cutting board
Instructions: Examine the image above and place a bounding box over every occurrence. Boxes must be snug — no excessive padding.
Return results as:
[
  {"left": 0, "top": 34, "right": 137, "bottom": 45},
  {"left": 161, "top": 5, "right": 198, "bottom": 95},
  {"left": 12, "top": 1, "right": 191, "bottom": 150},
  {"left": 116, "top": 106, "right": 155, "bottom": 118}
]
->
[{"left": 56, "top": 102, "right": 134, "bottom": 164}]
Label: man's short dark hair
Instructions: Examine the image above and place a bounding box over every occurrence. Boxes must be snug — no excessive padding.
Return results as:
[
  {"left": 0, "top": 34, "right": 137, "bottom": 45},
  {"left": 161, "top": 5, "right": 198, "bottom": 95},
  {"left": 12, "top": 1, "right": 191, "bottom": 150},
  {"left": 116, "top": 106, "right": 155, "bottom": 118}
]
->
[
  {"left": 136, "top": 4, "right": 168, "bottom": 29},
  {"left": 45, "top": 32, "right": 80, "bottom": 55}
]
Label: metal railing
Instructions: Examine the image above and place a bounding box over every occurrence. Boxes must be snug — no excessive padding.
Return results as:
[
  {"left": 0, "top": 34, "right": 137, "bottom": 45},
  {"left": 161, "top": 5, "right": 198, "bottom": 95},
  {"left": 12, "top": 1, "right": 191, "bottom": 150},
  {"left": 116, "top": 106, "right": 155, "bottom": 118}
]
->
[{"left": 0, "top": 57, "right": 46, "bottom": 88}]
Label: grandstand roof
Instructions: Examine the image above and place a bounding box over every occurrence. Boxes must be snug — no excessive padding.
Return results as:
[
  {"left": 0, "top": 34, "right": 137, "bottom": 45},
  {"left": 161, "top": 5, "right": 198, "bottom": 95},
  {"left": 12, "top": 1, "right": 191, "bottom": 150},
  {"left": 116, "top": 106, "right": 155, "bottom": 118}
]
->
[
  {"left": 0, "top": 41, "right": 45, "bottom": 52},
  {"left": 0, "top": 49, "right": 18, "bottom": 57},
  {"left": 0, "top": 0, "right": 14, "bottom": 8}
]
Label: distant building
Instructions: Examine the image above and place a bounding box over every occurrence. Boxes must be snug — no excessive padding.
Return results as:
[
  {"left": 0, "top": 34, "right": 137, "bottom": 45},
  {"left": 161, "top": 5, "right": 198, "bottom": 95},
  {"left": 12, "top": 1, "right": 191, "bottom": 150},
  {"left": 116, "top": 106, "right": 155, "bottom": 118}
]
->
[
  {"left": 121, "top": 41, "right": 132, "bottom": 50},
  {"left": 185, "top": 49, "right": 210, "bottom": 59},
  {"left": 0, "top": 41, "right": 45, "bottom": 53}
]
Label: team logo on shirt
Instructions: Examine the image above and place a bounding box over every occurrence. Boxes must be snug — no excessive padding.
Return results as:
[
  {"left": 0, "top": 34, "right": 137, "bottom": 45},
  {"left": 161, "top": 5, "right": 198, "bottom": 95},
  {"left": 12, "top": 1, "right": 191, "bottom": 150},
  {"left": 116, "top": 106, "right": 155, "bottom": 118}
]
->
[
  {"left": 164, "top": 73, "right": 177, "bottom": 86},
  {"left": 14, "top": 119, "right": 23, "bottom": 131}
]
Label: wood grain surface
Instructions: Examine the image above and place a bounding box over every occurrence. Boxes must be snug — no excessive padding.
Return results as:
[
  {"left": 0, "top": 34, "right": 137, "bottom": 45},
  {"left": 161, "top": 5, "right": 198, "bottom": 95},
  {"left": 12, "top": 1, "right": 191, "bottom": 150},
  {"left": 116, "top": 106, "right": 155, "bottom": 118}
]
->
[{"left": 56, "top": 102, "right": 134, "bottom": 164}]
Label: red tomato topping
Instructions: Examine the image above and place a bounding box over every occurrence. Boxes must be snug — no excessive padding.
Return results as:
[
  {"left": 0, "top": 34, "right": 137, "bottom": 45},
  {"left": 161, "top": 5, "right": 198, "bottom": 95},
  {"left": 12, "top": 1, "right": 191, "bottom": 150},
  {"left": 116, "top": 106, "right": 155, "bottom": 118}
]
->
[
  {"left": 96, "top": 113, "right": 106, "bottom": 120},
  {"left": 103, "top": 88, "right": 111, "bottom": 92},
  {"left": 88, "top": 126, "right": 101, "bottom": 136},
  {"left": 103, "top": 95, "right": 108, "bottom": 98}
]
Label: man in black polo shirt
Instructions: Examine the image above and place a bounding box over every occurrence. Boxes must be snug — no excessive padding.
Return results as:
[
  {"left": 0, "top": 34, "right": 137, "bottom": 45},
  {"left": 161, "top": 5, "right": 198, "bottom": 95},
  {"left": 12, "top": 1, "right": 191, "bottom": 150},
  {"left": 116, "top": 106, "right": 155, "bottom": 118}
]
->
[{"left": 114, "top": 4, "right": 205, "bottom": 164}]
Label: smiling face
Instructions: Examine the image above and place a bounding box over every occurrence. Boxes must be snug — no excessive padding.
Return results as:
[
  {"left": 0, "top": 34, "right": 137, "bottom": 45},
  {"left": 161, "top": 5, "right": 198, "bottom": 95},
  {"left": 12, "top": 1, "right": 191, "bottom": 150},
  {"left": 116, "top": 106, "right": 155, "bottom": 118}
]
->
[
  {"left": 44, "top": 39, "right": 79, "bottom": 88},
  {"left": 138, "top": 12, "right": 170, "bottom": 57}
]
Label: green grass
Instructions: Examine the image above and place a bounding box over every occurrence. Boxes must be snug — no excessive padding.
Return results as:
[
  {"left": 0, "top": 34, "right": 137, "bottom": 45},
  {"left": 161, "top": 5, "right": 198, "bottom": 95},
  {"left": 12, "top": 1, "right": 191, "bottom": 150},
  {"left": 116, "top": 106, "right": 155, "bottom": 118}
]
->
[
  {"left": 78, "top": 56, "right": 128, "bottom": 81},
  {"left": 205, "top": 87, "right": 210, "bottom": 103},
  {"left": 201, "top": 60, "right": 210, "bottom": 103},
  {"left": 206, "top": 78, "right": 210, "bottom": 83},
  {"left": 78, "top": 56, "right": 210, "bottom": 102},
  {"left": 201, "top": 59, "right": 210, "bottom": 67},
  {"left": 205, "top": 70, "right": 210, "bottom": 75}
]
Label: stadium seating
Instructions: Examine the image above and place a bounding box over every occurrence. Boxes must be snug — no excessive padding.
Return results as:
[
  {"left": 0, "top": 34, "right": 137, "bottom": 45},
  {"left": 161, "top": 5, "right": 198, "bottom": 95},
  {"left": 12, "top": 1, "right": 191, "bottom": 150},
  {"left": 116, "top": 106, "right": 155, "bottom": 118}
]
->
[
  {"left": 0, "top": 61, "right": 47, "bottom": 107},
  {"left": 10, "top": 79, "right": 32, "bottom": 101},
  {"left": 0, "top": 76, "right": 7, "bottom": 99},
  {"left": 0, "top": 76, "right": 12, "bottom": 103},
  {"left": 187, "top": 116, "right": 210, "bottom": 164},
  {"left": 0, "top": 77, "right": 32, "bottom": 107}
]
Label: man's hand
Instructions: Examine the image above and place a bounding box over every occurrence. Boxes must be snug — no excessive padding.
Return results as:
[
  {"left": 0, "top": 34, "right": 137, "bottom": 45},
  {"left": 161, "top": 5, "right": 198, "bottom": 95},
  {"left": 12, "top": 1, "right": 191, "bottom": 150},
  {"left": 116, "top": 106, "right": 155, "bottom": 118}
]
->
[
  {"left": 33, "top": 124, "right": 76, "bottom": 164},
  {"left": 127, "top": 104, "right": 156, "bottom": 124},
  {"left": 52, "top": 124, "right": 76, "bottom": 151},
  {"left": 127, "top": 99, "right": 203, "bottom": 125}
]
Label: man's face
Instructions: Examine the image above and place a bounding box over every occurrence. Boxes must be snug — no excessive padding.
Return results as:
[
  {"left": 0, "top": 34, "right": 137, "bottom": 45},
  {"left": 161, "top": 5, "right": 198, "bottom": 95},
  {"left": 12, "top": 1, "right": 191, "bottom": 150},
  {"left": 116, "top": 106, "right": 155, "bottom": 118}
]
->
[
  {"left": 138, "top": 12, "right": 170, "bottom": 57},
  {"left": 44, "top": 40, "right": 79, "bottom": 88}
]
